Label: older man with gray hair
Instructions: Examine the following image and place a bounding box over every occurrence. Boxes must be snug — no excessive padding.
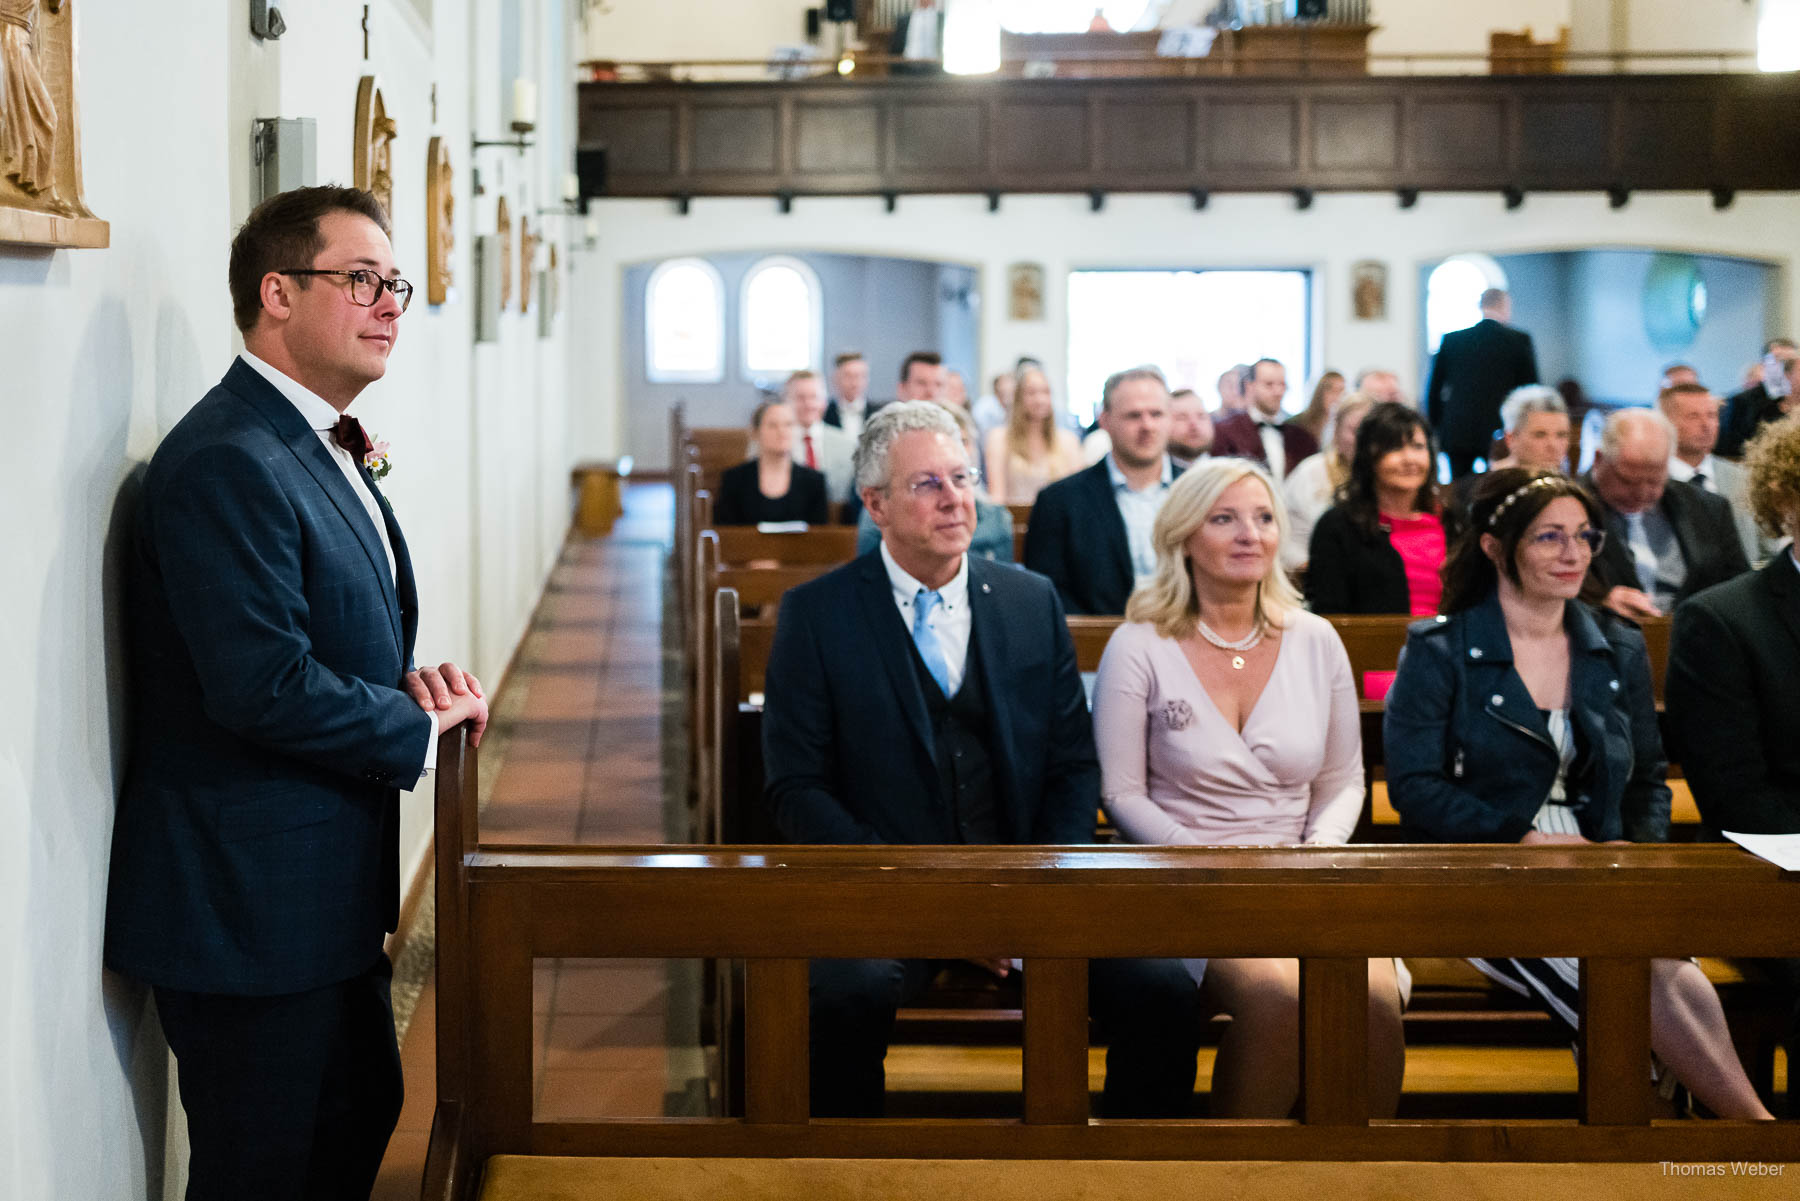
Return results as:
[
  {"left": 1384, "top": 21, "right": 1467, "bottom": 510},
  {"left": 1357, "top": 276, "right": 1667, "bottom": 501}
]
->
[
  {"left": 1581, "top": 407, "right": 1748, "bottom": 620},
  {"left": 762, "top": 399, "right": 1202, "bottom": 1120},
  {"left": 1446, "top": 385, "right": 1570, "bottom": 521}
]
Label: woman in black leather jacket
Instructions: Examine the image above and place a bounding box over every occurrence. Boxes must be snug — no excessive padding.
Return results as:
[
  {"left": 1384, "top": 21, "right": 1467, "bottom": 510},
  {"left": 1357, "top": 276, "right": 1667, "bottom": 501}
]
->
[{"left": 1384, "top": 468, "right": 1770, "bottom": 1120}]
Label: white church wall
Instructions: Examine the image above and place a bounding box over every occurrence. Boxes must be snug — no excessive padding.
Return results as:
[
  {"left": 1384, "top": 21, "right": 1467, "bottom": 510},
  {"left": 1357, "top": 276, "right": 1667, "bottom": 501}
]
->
[{"left": 0, "top": 0, "right": 578, "bottom": 1196}]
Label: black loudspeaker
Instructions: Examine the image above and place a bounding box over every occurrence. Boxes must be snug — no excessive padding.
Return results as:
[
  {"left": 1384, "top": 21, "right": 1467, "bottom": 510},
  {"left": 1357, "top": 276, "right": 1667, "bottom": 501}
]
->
[
  {"left": 1296, "top": 0, "right": 1329, "bottom": 17},
  {"left": 806, "top": 7, "right": 823, "bottom": 38},
  {"left": 825, "top": 0, "right": 855, "bottom": 21},
  {"left": 575, "top": 148, "right": 608, "bottom": 212}
]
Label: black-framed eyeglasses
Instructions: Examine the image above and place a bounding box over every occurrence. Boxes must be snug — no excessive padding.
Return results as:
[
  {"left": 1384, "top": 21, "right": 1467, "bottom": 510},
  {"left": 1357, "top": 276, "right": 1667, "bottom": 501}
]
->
[
  {"left": 279, "top": 268, "right": 414, "bottom": 313},
  {"left": 1529, "top": 527, "right": 1606, "bottom": 555}
]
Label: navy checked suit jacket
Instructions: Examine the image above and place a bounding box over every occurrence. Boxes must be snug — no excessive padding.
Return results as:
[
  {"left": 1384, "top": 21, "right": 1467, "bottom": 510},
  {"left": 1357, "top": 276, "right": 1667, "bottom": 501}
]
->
[
  {"left": 105, "top": 359, "right": 433, "bottom": 995},
  {"left": 761, "top": 551, "right": 1099, "bottom": 846}
]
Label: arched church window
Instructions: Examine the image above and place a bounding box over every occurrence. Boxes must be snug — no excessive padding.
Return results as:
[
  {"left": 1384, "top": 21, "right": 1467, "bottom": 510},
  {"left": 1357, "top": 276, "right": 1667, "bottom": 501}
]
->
[
  {"left": 646, "top": 258, "right": 726, "bottom": 383},
  {"left": 741, "top": 256, "right": 822, "bottom": 381},
  {"left": 1425, "top": 254, "right": 1508, "bottom": 355}
]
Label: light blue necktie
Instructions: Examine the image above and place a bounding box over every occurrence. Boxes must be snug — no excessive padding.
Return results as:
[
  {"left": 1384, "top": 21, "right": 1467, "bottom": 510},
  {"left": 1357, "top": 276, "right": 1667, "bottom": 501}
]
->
[
  {"left": 1625, "top": 512, "right": 1659, "bottom": 595},
  {"left": 912, "top": 589, "right": 954, "bottom": 696}
]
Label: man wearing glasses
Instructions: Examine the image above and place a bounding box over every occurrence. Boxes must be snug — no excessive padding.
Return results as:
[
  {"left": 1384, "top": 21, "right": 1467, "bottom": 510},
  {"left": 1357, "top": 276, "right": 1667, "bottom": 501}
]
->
[
  {"left": 761, "top": 401, "right": 1201, "bottom": 1120},
  {"left": 104, "top": 186, "right": 487, "bottom": 1199}
]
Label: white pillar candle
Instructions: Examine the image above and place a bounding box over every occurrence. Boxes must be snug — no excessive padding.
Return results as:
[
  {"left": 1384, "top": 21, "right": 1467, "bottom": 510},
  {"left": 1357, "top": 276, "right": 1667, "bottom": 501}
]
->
[{"left": 512, "top": 79, "right": 538, "bottom": 129}]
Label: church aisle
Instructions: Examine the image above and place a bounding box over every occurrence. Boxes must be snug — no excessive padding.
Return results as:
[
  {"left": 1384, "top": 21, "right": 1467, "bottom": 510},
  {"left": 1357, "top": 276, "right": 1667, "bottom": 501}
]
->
[{"left": 373, "top": 483, "right": 696, "bottom": 1200}]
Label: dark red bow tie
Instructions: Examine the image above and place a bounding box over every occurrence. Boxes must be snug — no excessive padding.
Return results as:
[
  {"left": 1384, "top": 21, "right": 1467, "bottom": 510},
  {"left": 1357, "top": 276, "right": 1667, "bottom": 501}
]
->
[{"left": 332, "top": 414, "right": 372, "bottom": 458}]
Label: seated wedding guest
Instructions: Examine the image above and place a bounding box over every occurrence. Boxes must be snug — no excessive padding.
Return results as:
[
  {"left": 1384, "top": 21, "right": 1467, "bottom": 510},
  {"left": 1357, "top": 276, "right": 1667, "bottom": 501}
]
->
[
  {"left": 859, "top": 405, "right": 1013, "bottom": 561},
  {"left": 825, "top": 350, "right": 875, "bottom": 441},
  {"left": 1217, "top": 363, "right": 1250, "bottom": 416},
  {"left": 1353, "top": 368, "right": 1407, "bottom": 408},
  {"left": 1093, "top": 459, "right": 1406, "bottom": 1118},
  {"left": 1582, "top": 407, "right": 1747, "bottom": 621},
  {"left": 1306, "top": 402, "right": 1453, "bottom": 616},
  {"left": 1718, "top": 338, "right": 1797, "bottom": 460},
  {"left": 1291, "top": 369, "right": 1345, "bottom": 447},
  {"left": 1661, "top": 381, "right": 1773, "bottom": 565},
  {"left": 787, "top": 369, "right": 856, "bottom": 505},
  {"left": 984, "top": 363, "right": 1082, "bottom": 504},
  {"left": 712, "top": 399, "right": 830, "bottom": 526},
  {"left": 1446, "top": 385, "right": 1570, "bottom": 520},
  {"left": 763, "top": 401, "right": 1202, "bottom": 1118},
  {"left": 971, "top": 370, "right": 1014, "bottom": 437},
  {"left": 1210, "top": 358, "right": 1319, "bottom": 483},
  {"left": 1667, "top": 418, "right": 1800, "bottom": 1110},
  {"left": 1384, "top": 469, "right": 1772, "bottom": 1121},
  {"left": 1168, "top": 388, "right": 1214, "bottom": 469},
  {"left": 1281, "top": 393, "right": 1374, "bottom": 573},
  {"left": 1025, "top": 367, "right": 1179, "bottom": 615}
]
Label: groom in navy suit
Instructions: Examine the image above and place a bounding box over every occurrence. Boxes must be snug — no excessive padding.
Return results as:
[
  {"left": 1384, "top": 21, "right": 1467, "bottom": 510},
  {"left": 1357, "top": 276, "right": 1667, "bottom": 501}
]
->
[
  {"left": 105, "top": 187, "right": 487, "bottom": 1200},
  {"left": 762, "top": 401, "right": 1201, "bottom": 1118}
]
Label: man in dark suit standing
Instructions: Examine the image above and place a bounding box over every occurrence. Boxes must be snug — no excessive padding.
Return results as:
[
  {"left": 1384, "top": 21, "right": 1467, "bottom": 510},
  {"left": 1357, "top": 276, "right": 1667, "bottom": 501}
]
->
[
  {"left": 1024, "top": 367, "right": 1180, "bottom": 615},
  {"left": 888, "top": 0, "right": 945, "bottom": 74},
  {"left": 1581, "top": 408, "right": 1748, "bottom": 621},
  {"left": 823, "top": 349, "right": 875, "bottom": 442},
  {"left": 1209, "top": 358, "right": 1318, "bottom": 483},
  {"left": 762, "top": 401, "right": 1200, "bottom": 1118},
  {"left": 1425, "top": 288, "right": 1539, "bottom": 479},
  {"left": 104, "top": 187, "right": 489, "bottom": 1200}
]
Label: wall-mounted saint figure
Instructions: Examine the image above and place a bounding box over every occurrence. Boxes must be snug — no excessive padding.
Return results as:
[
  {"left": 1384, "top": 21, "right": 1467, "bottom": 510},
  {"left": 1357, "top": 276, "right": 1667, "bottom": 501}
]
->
[
  {"left": 0, "top": 0, "right": 61, "bottom": 197},
  {"left": 519, "top": 216, "right": 535, "bottom": 314},
  {"left": 496, "top": 195, "right": 513, "bottom": 311},
  {"left": 354, "top": 75, "right": 396, "bottom": 220},
  {"left": 426, "top": 136, "right": 454, "bottom": 305}
]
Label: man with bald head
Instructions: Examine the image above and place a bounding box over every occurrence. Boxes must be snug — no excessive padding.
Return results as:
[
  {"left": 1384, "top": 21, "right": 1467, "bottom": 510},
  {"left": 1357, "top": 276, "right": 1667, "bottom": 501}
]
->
[
  {"left": 1582, "top": 407, "right": 1748, "bottom": 620},
  {"left": 1353, "top": 368, "right": 1406, "bottom": 407}
]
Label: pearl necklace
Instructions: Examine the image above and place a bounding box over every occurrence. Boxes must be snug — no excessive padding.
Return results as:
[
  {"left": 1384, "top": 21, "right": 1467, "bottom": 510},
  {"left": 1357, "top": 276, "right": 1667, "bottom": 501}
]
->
[{"left": 1197, "top": 618, "right": 1263, "bottom": 670}]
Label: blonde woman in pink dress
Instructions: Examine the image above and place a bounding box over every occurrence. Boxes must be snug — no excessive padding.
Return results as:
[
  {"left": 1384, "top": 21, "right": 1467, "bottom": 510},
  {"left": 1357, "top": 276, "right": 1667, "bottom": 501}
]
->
[{"left": 1092, "top": 457, "right": 1406, "bottom": 1118}]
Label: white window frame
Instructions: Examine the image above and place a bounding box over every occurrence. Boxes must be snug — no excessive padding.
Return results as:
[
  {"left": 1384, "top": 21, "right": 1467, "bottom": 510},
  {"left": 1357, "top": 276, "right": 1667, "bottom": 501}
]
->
[
  {"left": 645, "top": 257, "right": 727, "bottom": 384},
  {"left": 739, "top": 255, "right": 824, "bottom": 383}
]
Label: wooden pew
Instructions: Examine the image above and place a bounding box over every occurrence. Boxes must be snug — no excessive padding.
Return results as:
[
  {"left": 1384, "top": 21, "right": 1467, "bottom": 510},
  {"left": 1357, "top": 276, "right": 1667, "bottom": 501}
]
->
[
  {"left": 689, "top": 426, "right": 751, "bottom": 494},
  {"left": 423, "top": 734, "right": 1800, "bottom": 1197}
]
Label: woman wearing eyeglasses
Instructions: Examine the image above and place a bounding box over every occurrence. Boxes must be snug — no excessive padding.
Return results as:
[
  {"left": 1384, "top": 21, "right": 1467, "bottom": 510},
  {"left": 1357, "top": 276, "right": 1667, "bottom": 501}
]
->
[{"left": 1384, "top": 468, "right": 1772, "bottom": 1120}]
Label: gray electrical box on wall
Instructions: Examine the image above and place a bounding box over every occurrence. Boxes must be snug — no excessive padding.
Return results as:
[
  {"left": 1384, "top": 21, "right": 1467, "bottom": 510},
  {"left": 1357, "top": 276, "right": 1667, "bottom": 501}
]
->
[
  {"left": 253, "top": 118, "right": 316, "bottom": 203},
  {"left": 474, "top": 235, "right": 501, "bottom": 343}
]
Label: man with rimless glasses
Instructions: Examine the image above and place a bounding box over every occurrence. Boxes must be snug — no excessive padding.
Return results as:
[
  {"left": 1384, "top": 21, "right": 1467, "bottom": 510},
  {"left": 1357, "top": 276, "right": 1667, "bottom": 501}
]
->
[
  {"left": 761, "top": 401, "right": 1202, "bottom": 1119},
  {"left": 105, "top": 186, "right": 487, "bottom": 1199}
]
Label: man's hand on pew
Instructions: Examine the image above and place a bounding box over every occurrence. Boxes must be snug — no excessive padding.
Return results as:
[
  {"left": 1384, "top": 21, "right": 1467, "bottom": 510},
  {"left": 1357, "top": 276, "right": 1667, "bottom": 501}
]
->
[
  {"left": 406, "top": 662, "right": 490, "bottom": 746},
  {"left": 1520, "top": 831, "right": 1590, "bottom": 845},
  {"left": 1602, "top": 586, "right": 1662, "bottom": 622},
  {"left": 967, "top": 957, "right": 1013, "bottom": 979}
]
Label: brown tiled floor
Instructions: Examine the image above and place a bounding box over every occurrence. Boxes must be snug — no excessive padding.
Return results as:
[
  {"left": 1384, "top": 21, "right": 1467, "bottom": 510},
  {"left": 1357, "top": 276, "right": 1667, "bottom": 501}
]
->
[{"left": 372, "top": 484, "right": 692, "bottom": 1200}]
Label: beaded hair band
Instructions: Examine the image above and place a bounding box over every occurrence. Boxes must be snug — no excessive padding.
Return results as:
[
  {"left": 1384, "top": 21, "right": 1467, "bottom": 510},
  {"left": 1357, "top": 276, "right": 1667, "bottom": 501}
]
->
[{"left": 1486, "top": 475, "right": 1563, "bottom": 528}]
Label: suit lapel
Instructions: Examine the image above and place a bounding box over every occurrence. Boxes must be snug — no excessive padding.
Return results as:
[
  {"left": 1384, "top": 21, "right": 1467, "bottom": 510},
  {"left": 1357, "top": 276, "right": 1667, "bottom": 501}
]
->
[
  {"left": 225, "top": 360, "right": 406, "bottom": 655},
  {"left": 853, "top": 554, "right": 936, "bottom": 760},
  {"left": 1082, "top": 461, "right": 1134, "bottom": 587},
  {"left": 1758, "top": 554, "right": 1800, "bottom": 664},
  {"left": 966, "top": 561, "right": 1018, "bottom": 832}
]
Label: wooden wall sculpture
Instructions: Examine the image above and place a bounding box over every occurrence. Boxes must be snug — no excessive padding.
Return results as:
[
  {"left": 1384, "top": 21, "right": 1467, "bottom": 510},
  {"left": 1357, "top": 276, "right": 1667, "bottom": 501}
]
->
[
  {"left": 518, "top": 216, "right": 535, "bottom": 314},
  {"left": 496, "top": 195, "right": 513, "bottom": 311},
  {"left": 425, "top": 135, "right": 454, "bottom": 305},
  {"left": 353, "top": 75, "right": 396, "bottom": 220},
  {"left": 0, "top": 0, "right": 106, "bottom": 248}
]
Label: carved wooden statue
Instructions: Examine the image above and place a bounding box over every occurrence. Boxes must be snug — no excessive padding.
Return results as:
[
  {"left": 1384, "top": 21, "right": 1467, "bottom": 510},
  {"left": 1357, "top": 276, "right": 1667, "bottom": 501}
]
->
[
  {"left": 518, "top": 217, "right": 535, "bottom": 314},
  {"left": 353, "top": 75, "right": 396, "bottom": 220},
  {"left": 0, "top": 0, "right": 105, "bottom": 247},
  {"left": 425, "top": 136, "right": 454, "bottom": 305},
  {"left": 496, "top": 196, "right": 513, "bottom": 311}
]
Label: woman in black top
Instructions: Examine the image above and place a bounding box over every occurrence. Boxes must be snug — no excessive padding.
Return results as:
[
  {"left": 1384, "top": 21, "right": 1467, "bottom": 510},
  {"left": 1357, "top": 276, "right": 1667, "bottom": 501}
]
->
[
  {"left": 1306, "top": 402, "right": 1456, "bottom": 616},
  {"left": 712, "top": 399, "right": 831, "bottom": 526},
  {"left": 1385, "top": 468, "right": 1771, "bottom": 1120}
]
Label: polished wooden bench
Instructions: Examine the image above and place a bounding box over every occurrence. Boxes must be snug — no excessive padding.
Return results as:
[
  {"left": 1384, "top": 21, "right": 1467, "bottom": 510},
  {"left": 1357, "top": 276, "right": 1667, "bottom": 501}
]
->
[{"left": 423, "top": 733, "right": 1800, "bottom": 1200}]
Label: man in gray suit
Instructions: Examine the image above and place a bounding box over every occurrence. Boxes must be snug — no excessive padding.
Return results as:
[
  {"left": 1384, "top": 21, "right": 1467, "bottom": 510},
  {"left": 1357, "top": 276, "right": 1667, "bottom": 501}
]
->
[{"left": 1662, "top": 380, "right": 1777, "bottom": 566}]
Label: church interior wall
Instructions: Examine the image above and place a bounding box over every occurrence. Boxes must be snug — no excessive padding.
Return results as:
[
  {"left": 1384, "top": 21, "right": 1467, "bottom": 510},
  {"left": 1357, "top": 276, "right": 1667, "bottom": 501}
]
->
[
  {"left": 0, "top": 0, "right": 579, "bottom": 1196},
  {"left": 573, "top": 190, "right": 1800, "bottom": 468}
]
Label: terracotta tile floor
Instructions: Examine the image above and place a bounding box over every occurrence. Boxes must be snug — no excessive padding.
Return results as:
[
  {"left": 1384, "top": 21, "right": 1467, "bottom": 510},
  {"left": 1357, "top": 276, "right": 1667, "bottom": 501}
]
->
[{"left": 372, "top": 484, "right": 697, "bottom": 1201}]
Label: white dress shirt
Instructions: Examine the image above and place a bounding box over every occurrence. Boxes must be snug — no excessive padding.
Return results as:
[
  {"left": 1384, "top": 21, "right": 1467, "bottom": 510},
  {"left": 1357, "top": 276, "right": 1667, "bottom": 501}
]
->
[
  {"left": 1106, "top": 453, "right": 1174, "bottom": 585},
  {"left": 1256, "top": 418, "right": 1287, "bottom": 481},
  {"left": 836, "top": 397, "right": 867, "bottom": 445},
  {"left": 1667, "top": 454, "right": 1718, "bottom": 494},
  {"left": 239, "top": 350, "right": 436, "bottom": 776},
  {"left": 881, "top": 541, "right": 971, "bottom": 696}
]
